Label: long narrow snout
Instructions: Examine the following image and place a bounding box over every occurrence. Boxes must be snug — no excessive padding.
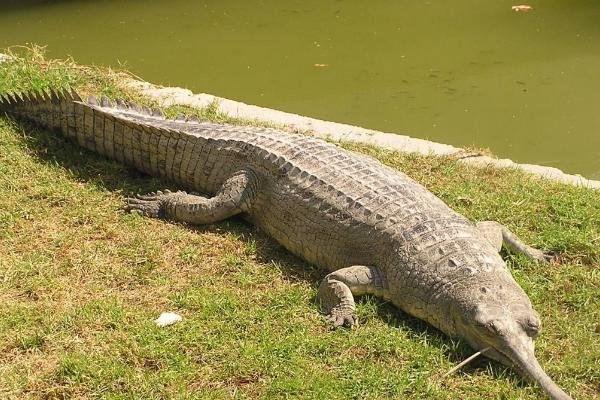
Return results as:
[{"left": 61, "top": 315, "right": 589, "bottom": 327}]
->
[
  {"left": 504, "top": 346, "right": 572, "bottom": 400},
  {"left": 456, "top": 306, "right": 572, "bottom": 400}
]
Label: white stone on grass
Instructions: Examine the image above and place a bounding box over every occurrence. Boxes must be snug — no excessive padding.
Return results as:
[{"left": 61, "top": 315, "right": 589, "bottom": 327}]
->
[{"left": 155, "top": 312, "right": 183, "bottom": 327}]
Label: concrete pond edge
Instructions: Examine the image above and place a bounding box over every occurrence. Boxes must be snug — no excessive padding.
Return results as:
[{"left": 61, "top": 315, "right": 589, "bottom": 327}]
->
[{"left": 125, "top": 79, "right": 600, "bottom": 190}]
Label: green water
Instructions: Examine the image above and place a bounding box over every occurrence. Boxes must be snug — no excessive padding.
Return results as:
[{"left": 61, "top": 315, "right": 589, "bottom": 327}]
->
[{"left": 1, "top": 0, "right": 599, "bottom": 178}]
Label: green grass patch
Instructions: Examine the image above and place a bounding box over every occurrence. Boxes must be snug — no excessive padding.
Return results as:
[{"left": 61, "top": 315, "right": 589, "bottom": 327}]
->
[{"left": 0, "top": 47, "right": 599, "bottom": 399}]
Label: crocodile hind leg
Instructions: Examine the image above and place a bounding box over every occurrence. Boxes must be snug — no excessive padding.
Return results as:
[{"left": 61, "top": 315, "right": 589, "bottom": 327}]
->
[
  {"left": 476, "top": 221, "right": 551, "bottom": 263},
  {"left": 125, "top": 168, "right": 259, "bottom": 224},
  {"left": 316, "top": 265, "right": 388, "bottom": 329}
]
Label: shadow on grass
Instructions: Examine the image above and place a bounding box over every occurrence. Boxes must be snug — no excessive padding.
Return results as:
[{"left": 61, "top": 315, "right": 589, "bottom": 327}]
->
[{"left": 11, "top": 118, "right": 527, "bottom": 387}]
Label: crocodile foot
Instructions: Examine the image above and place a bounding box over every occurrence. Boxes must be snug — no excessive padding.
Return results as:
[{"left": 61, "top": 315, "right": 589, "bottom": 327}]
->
[
  {"left": 125, "top": 189, "right": 177, "bottom": 218},
  {"left": 476, "top": 221, "right": 554, "bottom": 264},
  {"left": 315, "top": 266, "right": 384, "bottom": 330},
  {"left": 523, "top": 247, "right": 554, "bottom": 264},
  {"left": 325, "top": 306, "right": 359, "bottom": 329}
]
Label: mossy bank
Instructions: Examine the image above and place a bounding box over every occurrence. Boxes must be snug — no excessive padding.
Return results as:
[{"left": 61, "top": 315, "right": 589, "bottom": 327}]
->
[{"left": 1, "top": 46, "right": 599, "bottom": 399}]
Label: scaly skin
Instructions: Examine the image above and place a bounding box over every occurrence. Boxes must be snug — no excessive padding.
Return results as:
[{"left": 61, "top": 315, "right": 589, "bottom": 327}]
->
[{"left": 0, "top": 89, "right": 570, "bottom": 399}]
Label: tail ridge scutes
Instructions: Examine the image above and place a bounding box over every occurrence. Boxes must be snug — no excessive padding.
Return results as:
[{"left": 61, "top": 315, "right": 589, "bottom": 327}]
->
[
  {"left": 0, "top": 85, "right": 82, "bottom": 108},
  {"left": 1, "top": 86, "right": 209, "bottom": 126}
]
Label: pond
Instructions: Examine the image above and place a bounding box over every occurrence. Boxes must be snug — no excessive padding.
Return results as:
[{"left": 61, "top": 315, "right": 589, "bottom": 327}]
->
[{"left": 1, "top": 0, "right": 599, "bottom": 178}]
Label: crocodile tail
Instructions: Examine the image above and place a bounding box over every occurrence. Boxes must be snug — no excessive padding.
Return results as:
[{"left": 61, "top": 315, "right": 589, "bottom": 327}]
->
[
  {"left": 0, "top": 87, "right": 82, "bottom": 133},
  {"left": 1, "top": 89, "right": 199, "bottom": 183},
  {"left": 0, "top": 88, "right": 139, "bottom": 160}
]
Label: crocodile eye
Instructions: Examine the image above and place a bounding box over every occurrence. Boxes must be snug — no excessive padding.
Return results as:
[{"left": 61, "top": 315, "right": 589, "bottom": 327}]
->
[
  {"left": 522, "top": 317, "right": 541, "bottom": 338},
  {"left": 474, "top": 321, "right": 498, "bottom": 337},
  {"left": 481, "top": 320, "right": 504, "bottom": 336},
  {"left": 488, "top": 322, "right": 500, "bottom": 333}
]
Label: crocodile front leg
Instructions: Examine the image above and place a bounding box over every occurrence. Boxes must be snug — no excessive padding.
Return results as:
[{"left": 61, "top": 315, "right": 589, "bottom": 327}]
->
[
  {"left": 125, "top": 168, "right": 259, "bottom": 224},
  {"left": 316, "top": 265, "right": 388, "bottom": 329},
  {"left": 476, "top": 221, "right": 551, "bottom": 263}
]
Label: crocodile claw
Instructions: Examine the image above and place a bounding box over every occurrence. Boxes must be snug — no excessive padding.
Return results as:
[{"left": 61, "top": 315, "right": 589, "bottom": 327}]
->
[
  {"left": 126, "top": 190, "right": 185, "bottom": 218},
  {"left": 526, "top": 248, "right": 554, "bottom": 264},
  {"left": 135, "top": 192, "right": 160, "bottom": 201},
  {"left": 125, "top": 197, "right": 163, "bottom": 218},
  {"left": 126, "top": 189, "right": 170, "bottom": 218},
  {"left": 326, "top": 307, "right": 359, "bottom": 329}
]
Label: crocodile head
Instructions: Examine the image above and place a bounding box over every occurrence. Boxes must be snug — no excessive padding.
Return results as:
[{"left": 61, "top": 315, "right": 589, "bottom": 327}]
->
[{"left": 451, "top": 278, "right": 572, "bottom": 400}]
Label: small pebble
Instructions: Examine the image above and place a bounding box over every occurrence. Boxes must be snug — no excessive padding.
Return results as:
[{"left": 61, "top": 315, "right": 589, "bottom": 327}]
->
[{"left": 155, "top": 312, "right": 183, "bottom": 327}]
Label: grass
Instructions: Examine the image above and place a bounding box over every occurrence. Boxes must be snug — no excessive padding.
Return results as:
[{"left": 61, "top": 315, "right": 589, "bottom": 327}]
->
[{"left": 0, "top": 46, "right": 599, "bottom": 399}]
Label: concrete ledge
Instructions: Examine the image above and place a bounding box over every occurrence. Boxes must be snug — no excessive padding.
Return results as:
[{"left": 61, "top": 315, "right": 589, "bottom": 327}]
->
[
  {"left": 126, "top": 79, "right": 600, "bottom": 190},
  {"left": 126, "top": 80, "right": 463, "bottom": 156}
]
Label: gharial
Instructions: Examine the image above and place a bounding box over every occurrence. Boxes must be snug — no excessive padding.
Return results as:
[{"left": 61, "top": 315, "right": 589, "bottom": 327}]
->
[{"left": 0, "top": 89, "right": 572, "bottom": 400}]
